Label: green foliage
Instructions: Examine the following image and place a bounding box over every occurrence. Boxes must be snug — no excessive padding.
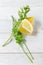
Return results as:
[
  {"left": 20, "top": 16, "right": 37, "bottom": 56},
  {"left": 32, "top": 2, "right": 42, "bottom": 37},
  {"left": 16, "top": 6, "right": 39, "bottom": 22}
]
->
[
  {"left": 2, "top": 5, "right": 34, "bottom": 63},
  {"left": 12, "top": 16, "right": 25, "bottom": 45},
  {"left": 18, "top": 5, "right": 30, "bottom": 20},
  {"left": 11, "top": 5, "right": 30, "bottom": 44}
]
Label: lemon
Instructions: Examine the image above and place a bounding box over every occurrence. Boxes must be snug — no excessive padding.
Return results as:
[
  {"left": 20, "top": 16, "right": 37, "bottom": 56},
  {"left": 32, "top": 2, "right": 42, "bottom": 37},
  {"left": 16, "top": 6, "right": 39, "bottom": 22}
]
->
[
  {"left": 18, "top": 19, "right": 33, "bottom": 34},
  {"left": 26, "top": 16, "right": 34, "bottom": 24}
]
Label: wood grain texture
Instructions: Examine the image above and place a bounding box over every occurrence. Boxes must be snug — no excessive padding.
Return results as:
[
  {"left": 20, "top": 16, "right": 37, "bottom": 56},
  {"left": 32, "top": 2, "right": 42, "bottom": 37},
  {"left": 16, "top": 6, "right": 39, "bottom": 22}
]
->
[
  {"left": 0, "top": 54, "right": 43, "bottom": 65},
  {"left": 0, "top": 0, "right": 43, "bottom": 65}
]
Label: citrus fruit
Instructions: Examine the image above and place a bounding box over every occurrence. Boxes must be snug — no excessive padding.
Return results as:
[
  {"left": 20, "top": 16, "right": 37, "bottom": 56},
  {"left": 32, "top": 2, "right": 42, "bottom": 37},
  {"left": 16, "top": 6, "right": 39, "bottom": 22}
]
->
[
  {"left": 18, "top": 19, "right": 33, "bottom": 34},
  {"left": 26, "top": 16, "right": 34, "bottom": 24}
]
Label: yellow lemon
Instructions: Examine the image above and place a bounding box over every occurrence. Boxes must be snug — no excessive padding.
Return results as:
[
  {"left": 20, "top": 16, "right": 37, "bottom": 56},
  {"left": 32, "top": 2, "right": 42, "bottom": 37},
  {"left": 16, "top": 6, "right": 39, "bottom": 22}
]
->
[
  {"left": 18, "top": 19, "right": 33, "bottom": 34},
  {"left": 26, "top": 16, "right": 34, "bottom": 24}
]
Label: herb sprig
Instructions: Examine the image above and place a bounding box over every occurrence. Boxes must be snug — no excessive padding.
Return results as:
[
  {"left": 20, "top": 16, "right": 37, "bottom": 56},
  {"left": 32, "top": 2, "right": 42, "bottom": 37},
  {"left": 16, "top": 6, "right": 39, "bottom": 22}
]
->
[{"left": 2, "top": 5, "right": 34, "bottom": 63}]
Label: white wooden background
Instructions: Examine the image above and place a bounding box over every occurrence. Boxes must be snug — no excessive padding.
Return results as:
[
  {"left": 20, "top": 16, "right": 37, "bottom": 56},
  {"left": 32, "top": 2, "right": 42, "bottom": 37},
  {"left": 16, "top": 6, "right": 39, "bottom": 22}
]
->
[{"left": 0, "top": 0, "right": 43, "bottom": 65}]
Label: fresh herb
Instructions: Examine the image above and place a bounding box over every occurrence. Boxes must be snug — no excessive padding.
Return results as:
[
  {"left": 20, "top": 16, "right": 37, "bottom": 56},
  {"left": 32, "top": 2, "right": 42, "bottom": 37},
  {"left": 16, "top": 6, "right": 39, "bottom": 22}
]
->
[
  {"left": 18, "top": 5, "right": 30, "bottom": 20},
  {"left": 2, "top": 5, "right": 34, "bottom": 63}
]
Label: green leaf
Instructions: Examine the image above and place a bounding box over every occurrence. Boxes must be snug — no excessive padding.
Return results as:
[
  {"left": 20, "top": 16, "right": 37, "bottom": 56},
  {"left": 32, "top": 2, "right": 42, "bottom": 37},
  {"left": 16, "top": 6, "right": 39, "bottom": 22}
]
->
[
  {"left": 11, "top": 16, "right": 17, "bottom": 27},
  {"left": 18, "top": 5, "right": 30, "bottom": 19}
]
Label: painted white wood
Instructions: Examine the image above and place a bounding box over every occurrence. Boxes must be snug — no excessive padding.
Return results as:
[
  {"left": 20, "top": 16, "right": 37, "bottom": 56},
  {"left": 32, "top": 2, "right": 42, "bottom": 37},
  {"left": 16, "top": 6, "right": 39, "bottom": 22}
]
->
[
  {"left": 0, "top": 54, "right": 43, "bottom": 65},
  {"left": 0, "top": 0, "right": 43, "bottom": 7},
  {"left": 0, "top": 0, "right": 43, "bottom": 64}
]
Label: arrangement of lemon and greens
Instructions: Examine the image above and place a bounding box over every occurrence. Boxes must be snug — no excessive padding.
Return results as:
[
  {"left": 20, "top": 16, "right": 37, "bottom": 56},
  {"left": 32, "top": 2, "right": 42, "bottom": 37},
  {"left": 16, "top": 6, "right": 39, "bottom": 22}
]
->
[{"left": 2, "top": 5, "right": 34, "bottom": 63}]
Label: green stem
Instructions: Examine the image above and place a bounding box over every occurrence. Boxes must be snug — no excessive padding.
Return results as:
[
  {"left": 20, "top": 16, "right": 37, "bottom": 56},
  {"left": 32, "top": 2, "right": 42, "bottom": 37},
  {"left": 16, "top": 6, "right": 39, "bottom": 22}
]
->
[
  {"left": 2, "top": 33, "right": 13, "bottom": 47},
  {"left": 20, "top": 45, "right": 33, "bottom": 63},
  {"left": 24, "top": 43, "right": 34, "bottom": 60}
]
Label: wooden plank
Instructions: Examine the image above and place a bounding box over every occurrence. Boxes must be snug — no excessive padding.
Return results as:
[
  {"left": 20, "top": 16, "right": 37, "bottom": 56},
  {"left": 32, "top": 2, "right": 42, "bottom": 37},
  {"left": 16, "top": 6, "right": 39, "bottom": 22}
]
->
[
  {"left": 0, "top": 54, "right": 43, "bottom": 65},
  {"left": 0, "top": 0, "right": 43, "bottom": 7}
]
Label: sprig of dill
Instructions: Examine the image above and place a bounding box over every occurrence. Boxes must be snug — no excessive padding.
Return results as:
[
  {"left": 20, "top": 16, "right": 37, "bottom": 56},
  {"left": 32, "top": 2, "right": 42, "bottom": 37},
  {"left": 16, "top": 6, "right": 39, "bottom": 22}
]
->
[{"left": 2, "top": 5, "right": 34, "bottom": 63}]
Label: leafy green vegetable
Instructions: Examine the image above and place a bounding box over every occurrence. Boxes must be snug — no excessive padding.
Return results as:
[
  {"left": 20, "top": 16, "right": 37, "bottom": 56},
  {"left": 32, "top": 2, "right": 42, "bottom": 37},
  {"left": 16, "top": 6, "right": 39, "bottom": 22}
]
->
[{"left": 2, "top": 5, "right": 34, "bottom": 63}]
